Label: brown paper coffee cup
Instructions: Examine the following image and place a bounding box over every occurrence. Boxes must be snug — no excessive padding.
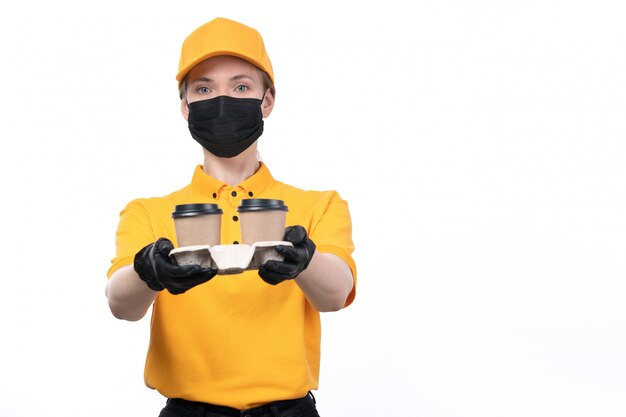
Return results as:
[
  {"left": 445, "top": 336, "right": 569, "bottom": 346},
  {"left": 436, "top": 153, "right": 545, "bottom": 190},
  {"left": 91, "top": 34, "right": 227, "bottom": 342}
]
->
[
  {"left": 172, "top": 203, "right": 223, "bottom": 247},
  {"left": 237, "top": 199, "right": 288, "bottom": 244}
]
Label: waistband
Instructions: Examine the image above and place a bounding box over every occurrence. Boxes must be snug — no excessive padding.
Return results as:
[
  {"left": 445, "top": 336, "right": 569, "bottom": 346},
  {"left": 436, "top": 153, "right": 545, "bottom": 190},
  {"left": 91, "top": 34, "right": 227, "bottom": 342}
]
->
[{"left": 167, "top": 392, "right": 316, "bottom": 417}]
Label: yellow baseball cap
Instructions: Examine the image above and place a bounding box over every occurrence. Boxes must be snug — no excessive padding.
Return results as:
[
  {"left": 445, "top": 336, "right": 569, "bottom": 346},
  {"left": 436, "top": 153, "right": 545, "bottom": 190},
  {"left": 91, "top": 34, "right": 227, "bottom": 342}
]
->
[{"left": 176, "top": 17, "right": 274, "bottom": 87}]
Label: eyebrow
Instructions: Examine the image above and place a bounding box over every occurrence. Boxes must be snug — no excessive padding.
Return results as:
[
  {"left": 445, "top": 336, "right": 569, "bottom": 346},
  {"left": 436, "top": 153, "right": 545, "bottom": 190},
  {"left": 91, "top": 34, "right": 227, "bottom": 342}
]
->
[{"left": 190, "top": 74, "right": 257, "bottom": 84}]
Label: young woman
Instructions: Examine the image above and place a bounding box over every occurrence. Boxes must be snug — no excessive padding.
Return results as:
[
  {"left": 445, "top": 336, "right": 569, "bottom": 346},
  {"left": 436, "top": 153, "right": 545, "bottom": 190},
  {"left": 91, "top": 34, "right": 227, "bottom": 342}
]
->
[{"left": 106, "top": 17, "right": 357, "bottom": 417}]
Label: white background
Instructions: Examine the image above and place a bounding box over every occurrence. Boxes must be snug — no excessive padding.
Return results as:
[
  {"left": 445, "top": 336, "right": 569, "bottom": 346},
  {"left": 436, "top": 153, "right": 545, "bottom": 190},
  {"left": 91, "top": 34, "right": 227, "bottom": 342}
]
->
[{"left": 0, "top": 1, "right": 625, "bottom": 416}]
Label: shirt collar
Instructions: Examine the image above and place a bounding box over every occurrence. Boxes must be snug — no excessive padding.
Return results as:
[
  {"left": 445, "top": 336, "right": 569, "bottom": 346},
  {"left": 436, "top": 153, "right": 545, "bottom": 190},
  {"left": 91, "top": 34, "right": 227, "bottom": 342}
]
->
[{"left": 191, "top": 161, "right": 274, "bottom": 198}]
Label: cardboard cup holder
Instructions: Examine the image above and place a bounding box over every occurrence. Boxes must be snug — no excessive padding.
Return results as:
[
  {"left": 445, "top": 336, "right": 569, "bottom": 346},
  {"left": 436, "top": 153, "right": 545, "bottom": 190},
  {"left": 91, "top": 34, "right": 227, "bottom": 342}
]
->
[{"left": 169, "top": 241, "right": 293, "bottom": 275}]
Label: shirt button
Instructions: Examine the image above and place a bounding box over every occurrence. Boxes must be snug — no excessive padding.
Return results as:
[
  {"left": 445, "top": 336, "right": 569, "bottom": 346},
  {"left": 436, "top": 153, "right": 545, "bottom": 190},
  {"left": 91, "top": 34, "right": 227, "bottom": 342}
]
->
[
  {"left": 231, "top": 191, "right": 237, "bottom": 197},
  {"left": 248, "top": 191, "right": 254, "bottom": 197},
  {"left": 233, "top": 241, "right": 239, "bottom": 244},
  {"left": 232, "top": 215, "right": 239, "bottom": 222},
  {"left": 212, "top": 192, "right": 217, "bottom": 199}
]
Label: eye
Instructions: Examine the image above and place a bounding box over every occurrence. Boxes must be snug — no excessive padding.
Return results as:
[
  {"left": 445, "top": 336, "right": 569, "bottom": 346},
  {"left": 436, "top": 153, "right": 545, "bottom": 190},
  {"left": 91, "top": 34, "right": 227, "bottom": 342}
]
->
[
  {"left": 196, "top": 86, "right": 210, "bottom": 94},
  {"left": 235, "top": 84, "right": 249, "bottom": 93}
]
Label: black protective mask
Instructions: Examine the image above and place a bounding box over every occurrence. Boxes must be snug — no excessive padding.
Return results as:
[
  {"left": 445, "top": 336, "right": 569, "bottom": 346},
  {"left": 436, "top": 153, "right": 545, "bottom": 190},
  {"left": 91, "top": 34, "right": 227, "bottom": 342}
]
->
[{"left": 187, "top": 95, "right": 264, "bottom": 158}]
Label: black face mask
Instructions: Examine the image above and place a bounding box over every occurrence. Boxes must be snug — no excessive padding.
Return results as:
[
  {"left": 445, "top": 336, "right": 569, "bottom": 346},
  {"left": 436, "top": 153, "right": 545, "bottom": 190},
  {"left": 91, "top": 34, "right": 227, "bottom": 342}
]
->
[{"left": 187, "top": 95, "right": 264, "bottom": 158}]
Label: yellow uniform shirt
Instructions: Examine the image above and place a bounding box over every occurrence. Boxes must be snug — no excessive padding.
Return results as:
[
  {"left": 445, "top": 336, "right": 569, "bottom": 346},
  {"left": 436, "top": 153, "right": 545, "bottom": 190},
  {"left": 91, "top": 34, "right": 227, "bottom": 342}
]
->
[{"left": 107, "top": 163, "right": 357, "bottom": 409}]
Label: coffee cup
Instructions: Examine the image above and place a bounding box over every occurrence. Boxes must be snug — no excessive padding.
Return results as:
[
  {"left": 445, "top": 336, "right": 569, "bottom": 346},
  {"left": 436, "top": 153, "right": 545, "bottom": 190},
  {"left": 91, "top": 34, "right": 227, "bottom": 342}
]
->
[
  {"left": 237, "top": 199, "right": 288, "bottom": 244},
  {"left": 172, "top": 203, "right": 223, "bottom": 247}
]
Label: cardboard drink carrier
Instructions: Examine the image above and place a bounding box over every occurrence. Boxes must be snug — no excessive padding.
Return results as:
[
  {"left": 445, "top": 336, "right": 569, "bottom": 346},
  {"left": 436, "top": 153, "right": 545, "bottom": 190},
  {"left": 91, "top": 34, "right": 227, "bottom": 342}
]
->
[{"left": 170, "top": 199, "right": 291, "bottom": 275}]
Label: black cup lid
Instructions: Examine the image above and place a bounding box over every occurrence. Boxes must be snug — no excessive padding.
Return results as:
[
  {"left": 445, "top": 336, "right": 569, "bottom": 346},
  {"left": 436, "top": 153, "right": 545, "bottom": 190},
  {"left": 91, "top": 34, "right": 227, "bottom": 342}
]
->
[
  {"left": 237, "top": 198, "right": 288, "bottom": 212},
  {"left": 172, "top": 203, "right": 223, "bottom": 218}
]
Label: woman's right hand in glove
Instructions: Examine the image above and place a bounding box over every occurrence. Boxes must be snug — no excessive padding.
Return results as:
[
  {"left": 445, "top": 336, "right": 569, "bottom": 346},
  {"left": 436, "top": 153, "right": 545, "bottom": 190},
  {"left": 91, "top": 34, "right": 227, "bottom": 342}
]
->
[{"left": 133, "top": 238, "right": 217, "bottom": 295}]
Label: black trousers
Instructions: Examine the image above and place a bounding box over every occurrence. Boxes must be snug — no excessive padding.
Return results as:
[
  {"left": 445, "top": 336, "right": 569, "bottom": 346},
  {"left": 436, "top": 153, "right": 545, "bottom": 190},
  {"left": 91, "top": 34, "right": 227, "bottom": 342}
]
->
[{"left": 158, "top": 392, "right": 320, "bottom": 417}]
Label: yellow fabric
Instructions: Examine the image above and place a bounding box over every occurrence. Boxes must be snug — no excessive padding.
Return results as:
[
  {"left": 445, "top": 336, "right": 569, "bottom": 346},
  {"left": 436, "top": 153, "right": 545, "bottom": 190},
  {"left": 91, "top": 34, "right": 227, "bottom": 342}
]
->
[
  {"left": 107, "top": 162, "right": 356, "bottom": 409},
  {"left": 177, "top": 17, "right": 274, "bottom": 87}
]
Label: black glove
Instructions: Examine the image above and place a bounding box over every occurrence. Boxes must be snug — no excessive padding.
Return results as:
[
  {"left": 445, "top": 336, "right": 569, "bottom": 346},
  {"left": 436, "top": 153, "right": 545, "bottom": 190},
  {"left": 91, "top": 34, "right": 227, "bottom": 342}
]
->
[
  {"left": 258, "top": 225, "right": 316, "bottom": 285},
  {"left": 133, "top": 237, "right": 217, "bottom": 295}
]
